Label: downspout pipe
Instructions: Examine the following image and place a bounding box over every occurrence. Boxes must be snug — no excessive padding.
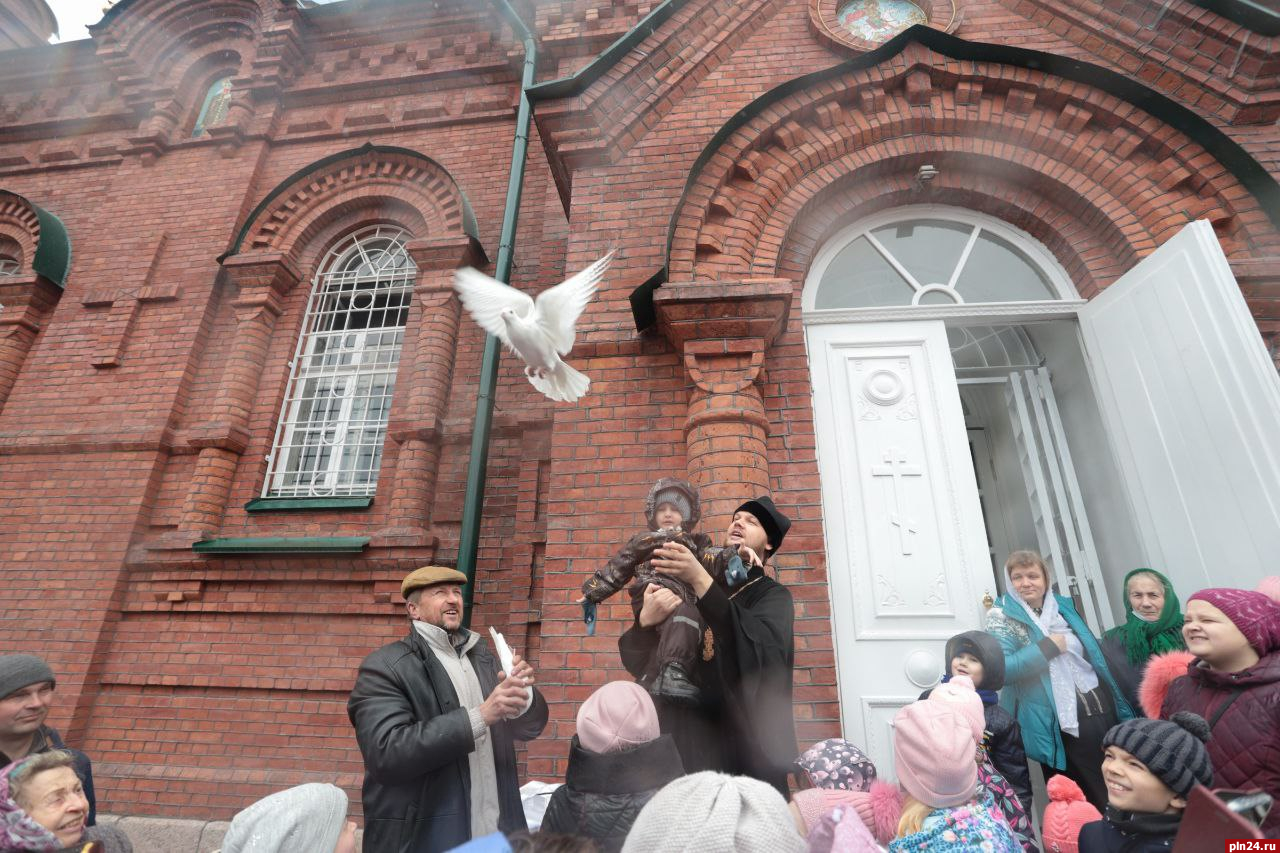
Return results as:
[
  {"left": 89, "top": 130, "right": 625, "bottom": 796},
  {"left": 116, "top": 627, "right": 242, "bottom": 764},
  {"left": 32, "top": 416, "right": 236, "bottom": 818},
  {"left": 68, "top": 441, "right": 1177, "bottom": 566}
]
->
[{"left": 458, "top": 0, "right": 537, "bottom": 628}]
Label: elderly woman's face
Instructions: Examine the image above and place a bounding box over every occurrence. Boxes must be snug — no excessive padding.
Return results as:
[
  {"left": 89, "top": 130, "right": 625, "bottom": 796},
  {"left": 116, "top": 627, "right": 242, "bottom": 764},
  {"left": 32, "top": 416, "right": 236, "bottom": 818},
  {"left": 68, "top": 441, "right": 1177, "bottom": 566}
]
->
[
  {"left": 16, "top": 766, "right": 88, "bottom": 846},
  {"left": 1127, "top": 574, "right": 1166, "bottom": 620},
  {"left": 1009, "top": 563, "right": 1048, "bottom": 609}
]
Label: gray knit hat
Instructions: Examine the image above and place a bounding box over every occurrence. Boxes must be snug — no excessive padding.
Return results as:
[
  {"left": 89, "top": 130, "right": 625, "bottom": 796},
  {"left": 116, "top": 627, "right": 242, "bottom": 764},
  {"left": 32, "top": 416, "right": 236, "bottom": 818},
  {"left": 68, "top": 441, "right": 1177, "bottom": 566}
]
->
[
  {"left": 220, "top": 783, "right": 348, "bottom": 853},
  {"left": 621, "top": 771, "right": 805, "bottom": 853},
  {"left": 0, "top": 655, "right": 55, "bottom": 700},
  {"left": 1102, "top": 712, "right": 1213, "bottom": 797}
]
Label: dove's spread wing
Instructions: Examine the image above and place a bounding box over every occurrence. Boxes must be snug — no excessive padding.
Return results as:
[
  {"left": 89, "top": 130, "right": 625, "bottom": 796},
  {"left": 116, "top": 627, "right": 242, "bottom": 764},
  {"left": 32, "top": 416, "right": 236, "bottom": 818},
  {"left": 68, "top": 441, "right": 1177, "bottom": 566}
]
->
[
  {"left": 532, "top": 252, "right": 612, "bottom": 355},
  {"left": 453, "top": 267, "right": 536, "bottom": 348}
]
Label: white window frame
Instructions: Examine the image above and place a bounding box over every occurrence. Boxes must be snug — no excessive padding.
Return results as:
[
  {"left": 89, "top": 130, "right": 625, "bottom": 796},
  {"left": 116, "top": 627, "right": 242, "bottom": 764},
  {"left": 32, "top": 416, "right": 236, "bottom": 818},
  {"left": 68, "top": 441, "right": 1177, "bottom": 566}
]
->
[
  {"left": 802, "top": 205, "right": 1083, "bottom": 325},
  {"left": 262, "top": 225, "right": 416, "bottom": 498}
]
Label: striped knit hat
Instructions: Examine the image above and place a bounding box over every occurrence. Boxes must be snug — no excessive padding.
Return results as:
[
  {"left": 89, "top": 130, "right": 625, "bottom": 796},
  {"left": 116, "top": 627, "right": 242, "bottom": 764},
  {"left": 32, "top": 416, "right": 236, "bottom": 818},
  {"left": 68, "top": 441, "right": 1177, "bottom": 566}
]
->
[{"left": 1102, "top": 712, "right": 1212, "bottom": 797}]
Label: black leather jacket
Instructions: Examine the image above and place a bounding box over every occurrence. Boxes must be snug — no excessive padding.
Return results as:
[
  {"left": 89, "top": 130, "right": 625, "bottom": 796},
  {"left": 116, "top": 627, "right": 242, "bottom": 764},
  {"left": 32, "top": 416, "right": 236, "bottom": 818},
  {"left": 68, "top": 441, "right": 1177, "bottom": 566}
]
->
[
  {"left": 541, "top": 735, "right": 684, "bottom": 852},
  {"left": 348, "top": 627, "right": 549, "bottom": 853}
]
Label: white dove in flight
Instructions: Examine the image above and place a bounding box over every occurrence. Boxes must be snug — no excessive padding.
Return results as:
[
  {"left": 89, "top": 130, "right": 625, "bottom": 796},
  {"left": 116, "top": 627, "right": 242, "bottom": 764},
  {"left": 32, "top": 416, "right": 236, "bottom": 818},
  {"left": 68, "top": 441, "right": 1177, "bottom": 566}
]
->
[{"left": 453, "top": 252, "right": 612, "bottom": 403}]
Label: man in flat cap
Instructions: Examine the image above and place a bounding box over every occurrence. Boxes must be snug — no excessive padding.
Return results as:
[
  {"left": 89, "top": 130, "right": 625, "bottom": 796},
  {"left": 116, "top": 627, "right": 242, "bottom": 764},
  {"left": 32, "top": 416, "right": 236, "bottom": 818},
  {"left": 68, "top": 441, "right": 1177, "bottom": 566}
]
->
[
  {"left": 619, "top": 495, "right": 798, "bottom": 796},
  {"left": 348, "top": 566, "right": 548, "bottom": 853},
  {"left": 0, "top": 654, "right": 96, "bottom": 824}
]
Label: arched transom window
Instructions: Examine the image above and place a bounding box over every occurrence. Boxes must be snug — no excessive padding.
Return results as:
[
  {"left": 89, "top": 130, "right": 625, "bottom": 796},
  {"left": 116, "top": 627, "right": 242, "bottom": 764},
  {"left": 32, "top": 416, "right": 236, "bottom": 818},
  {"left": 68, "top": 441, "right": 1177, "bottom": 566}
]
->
[
  {"left": 807, "top": 208, "right": 1074, "bottom": 311},
  {"left": 264, "top": 225, "right": 415, "bottom": 498}
]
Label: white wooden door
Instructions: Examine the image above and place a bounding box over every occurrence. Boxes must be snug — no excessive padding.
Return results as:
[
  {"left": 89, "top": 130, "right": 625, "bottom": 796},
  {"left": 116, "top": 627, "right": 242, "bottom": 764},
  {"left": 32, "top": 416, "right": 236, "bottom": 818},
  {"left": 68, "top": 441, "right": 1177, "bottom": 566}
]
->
[
  {"left": 1080, "top": 220, "right": 1280, "bottom": 596},
  {"left": 807, "top": 320, "right": 994, "bottom": 776}
]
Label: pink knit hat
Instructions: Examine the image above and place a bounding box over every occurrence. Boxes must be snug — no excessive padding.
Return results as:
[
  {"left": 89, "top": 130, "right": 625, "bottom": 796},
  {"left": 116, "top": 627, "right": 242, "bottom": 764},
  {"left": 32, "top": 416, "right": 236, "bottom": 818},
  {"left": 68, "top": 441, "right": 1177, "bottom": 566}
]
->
[
  {"left": 576, "top": 681, "right": 660, "bottom": 754},
  {"left": 892, "top": 701, "right": 977, "bottom": 809},
  {"left": 1041, "top": 775, "right": 1100, "bottom": 853},
  {"left": 1189, "top": 586, "right": 1280, "bottom": 656},
  {"left": 927, "top": 675, "right": 985, "bottom": 745},
  {"left": 791, "top": 782, "right": 902, "bottom": 845}
]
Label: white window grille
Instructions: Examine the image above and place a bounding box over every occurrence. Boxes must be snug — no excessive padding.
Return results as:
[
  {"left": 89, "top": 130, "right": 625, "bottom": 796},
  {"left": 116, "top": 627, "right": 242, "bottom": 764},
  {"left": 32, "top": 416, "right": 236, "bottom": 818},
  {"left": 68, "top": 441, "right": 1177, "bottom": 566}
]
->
[
  {"left": 0, "top": 255, "right": 19, "bottom": 276},
  {"left": 263, "top": 225, "right": 415, "bottom": 498}
]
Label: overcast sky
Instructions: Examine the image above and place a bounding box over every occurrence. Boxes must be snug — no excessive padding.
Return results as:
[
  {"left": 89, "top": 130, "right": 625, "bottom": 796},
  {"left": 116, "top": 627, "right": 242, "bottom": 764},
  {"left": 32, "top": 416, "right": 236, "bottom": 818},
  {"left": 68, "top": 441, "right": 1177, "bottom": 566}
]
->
[{"left": 45, "top": 0, "right": 345, "bottom": 42}]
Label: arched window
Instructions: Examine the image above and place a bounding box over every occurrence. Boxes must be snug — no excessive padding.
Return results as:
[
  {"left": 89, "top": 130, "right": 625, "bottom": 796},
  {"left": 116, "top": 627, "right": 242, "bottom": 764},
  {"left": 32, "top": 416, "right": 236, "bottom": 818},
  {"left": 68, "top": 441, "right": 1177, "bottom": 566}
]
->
[
  {"left": 192, "top": 77, "right": 233, "bottom": 138},
  {"left": 263, "top": 225, "right": 416, "bottom": 498},
  {"left": 808, "top": 208, "right": 1074, "bottom": 310},
  {"left": 0, "top": 236, "right": 20, "bottom": 276}
]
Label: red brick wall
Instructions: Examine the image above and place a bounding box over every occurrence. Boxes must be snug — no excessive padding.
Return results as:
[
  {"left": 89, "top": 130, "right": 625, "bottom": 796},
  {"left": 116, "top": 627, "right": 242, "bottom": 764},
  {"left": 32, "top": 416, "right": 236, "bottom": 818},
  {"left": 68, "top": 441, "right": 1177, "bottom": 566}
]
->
[{"left": 0, "top": 0, "right": 1276, "bottom": 822}]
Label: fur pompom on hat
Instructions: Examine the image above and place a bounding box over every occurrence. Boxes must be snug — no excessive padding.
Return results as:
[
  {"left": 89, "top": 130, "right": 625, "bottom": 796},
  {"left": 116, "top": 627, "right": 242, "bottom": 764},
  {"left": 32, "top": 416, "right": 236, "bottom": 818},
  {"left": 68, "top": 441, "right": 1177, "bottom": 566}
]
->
[
  {"left": 1138, "top": 649, "right": 1195, "bottom": 719},
  {"left": 1257, "top": 576, "right": 1280, "bottom": 605},
  {"left": 926, "top": 675, "right": 986, "bottom": 745},
  {"left": 621, "top": 771, "right": 804, "bottom": 853},
  {"left": 576, "top": 681, "right": 659, "bottom": 754},
  {"left": 220, "top": 783, "right": 348, "bottom": 853},
  {"left": 1188, "top": 587, "right": 1280, "bottom": 655},
  {"left": 1041, "top": 775, "right": 1100, "bottom": 853}
]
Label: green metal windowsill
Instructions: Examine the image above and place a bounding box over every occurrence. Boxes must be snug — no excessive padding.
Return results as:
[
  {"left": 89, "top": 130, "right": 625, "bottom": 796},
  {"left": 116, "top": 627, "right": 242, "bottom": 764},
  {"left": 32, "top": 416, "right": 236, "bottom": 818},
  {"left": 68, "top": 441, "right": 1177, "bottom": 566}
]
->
[
  {"left": 244, "top": 496, "right": 373, "bottom": 513},
  {"left": 192, "top": 537, "right": 370, "bottom": 555}
]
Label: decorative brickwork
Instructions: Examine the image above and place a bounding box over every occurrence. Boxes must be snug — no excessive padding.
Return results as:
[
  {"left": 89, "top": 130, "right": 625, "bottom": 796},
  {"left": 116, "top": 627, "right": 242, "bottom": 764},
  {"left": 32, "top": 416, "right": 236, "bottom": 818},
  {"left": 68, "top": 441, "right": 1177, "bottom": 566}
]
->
[{"left": 667, "top": 39, "right": 1280, "bottom": 309}]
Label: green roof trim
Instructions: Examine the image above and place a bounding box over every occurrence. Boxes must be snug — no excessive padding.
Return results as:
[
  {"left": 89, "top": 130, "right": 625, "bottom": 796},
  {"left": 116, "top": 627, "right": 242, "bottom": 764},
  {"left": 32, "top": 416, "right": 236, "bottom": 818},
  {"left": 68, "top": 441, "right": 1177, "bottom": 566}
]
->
[
  {"left": 30, "top": 203, "right": 71, "bottom": 289},
  {"left": 629, "top": 24, "right": 1280, "bottom": 330},
  {"left": 244, "top": 496, "right": 374, "bottom": 513},
  {"left": 220, "top": 143, "right": 480, "bottom": 261},
  {"left": 525, "top": 0, "right": 688, "bottom": 101},
  {"left": 193, "top": 536, "right": 371, "bottom": 554},
  {"left": 1, "top": 192, "right": 71, "bottom": 288}
]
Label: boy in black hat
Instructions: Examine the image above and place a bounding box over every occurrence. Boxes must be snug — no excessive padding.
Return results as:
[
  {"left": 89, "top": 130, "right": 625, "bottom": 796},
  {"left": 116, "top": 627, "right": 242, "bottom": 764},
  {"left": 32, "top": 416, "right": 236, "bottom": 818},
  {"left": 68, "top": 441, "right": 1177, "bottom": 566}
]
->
[{"left": 1077, "top": 712, "right": 1213, "bottom": 852}]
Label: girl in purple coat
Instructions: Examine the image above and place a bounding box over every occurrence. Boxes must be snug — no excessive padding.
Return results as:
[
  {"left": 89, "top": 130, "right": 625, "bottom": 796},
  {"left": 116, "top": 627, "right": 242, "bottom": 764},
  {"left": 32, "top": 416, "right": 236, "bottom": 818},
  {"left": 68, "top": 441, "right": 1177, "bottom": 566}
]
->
[{"left": 1156, "top": 582, "right": 1280, "bottom": 836}]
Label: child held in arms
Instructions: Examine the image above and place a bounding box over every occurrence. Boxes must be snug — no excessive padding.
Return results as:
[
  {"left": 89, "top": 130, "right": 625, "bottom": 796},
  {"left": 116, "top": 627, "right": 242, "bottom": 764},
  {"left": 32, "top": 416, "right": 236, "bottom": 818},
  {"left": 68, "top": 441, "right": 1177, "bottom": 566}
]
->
[
  {"left": 579, "top": 478, "right": 746, "bottom": 704},
  {"left": 1077, "top": 712, "right": 1213, "bottom": 852}
]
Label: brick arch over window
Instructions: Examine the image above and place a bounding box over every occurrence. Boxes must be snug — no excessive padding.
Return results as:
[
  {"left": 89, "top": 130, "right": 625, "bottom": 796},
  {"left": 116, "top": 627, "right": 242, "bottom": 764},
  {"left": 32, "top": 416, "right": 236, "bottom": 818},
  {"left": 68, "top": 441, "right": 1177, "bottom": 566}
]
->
[
  {"left": 0, "top": 191, "right": 70, "bottom": 410},
  {"left": 0, "top": 193, "right": 40, "bottom": 274},
  {"left": 0, "top": 191, "right": 71, "bottom": 288},
  {"left": 93, "top": 0, "right": 262, "bottom": 84},
  {"left": 665, "top": 32, "right": 1280, "bottom": 292},
  {"left": 225, "top": 145, "right": 480, "bottom": 270}
]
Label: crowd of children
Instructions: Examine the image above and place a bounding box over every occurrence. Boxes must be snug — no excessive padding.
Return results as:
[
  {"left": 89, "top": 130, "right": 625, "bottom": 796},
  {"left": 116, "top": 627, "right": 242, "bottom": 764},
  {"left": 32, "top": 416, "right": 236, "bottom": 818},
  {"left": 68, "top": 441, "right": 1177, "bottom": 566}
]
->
[{"left": 3, "top": 474, "right": 1277, "bottom": 852}]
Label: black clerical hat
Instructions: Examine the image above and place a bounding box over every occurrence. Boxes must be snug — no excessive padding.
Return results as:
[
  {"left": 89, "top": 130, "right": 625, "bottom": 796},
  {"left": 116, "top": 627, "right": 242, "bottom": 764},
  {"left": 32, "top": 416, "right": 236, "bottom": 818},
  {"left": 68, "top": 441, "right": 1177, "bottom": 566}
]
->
[{"left": 734, "top": 496, "right": 791, "bottom": 553}]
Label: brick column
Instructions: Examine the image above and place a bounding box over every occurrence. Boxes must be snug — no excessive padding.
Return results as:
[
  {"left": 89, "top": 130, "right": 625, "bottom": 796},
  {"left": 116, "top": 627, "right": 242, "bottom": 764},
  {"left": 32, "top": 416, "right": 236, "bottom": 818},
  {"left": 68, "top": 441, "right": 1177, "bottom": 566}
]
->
[
  {"left": 0, "top": 274, "right": 62, "bottom": 411},
  {"left": 655, "top": 279, "right": 793, "bottom": 531},
  {"left": 375, "top": 236, "right": 483, "bottom": 547},
  {"left": 178, "top": 253, "right": 300, "bottom": 537}
]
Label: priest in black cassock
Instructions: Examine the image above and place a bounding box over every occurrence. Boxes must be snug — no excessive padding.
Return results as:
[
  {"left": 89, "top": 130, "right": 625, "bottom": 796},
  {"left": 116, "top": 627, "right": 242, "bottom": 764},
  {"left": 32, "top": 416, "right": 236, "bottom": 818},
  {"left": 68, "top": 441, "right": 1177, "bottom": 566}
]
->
[{"left": 618, "top": 495, "right": 797, "bottom": 796}]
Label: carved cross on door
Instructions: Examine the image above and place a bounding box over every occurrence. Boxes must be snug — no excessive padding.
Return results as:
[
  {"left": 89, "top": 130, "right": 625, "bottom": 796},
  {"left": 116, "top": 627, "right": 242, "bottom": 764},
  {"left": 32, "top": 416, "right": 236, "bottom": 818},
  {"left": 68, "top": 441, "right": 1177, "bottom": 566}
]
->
[
  {"left": 871, "top": 447, "right": 923, "bottom": 555},
  {"left": 80, "top": 234, "right": 177, "bottom": 368}
]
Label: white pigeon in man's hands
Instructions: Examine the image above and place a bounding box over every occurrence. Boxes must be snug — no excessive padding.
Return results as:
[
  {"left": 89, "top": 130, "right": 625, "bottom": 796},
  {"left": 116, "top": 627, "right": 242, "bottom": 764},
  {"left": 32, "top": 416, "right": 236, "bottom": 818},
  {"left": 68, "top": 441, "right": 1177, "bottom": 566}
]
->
[{"left": 454, "top": 252, "right": 611, "bottom": 403}]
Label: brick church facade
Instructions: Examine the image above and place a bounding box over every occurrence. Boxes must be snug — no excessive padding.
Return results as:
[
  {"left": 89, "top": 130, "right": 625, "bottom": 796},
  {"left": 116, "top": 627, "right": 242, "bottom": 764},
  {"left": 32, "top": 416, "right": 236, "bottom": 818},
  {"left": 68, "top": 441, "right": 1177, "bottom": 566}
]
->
[{"left": 1, "top": 0, "right": 1278, "bottom": 823}]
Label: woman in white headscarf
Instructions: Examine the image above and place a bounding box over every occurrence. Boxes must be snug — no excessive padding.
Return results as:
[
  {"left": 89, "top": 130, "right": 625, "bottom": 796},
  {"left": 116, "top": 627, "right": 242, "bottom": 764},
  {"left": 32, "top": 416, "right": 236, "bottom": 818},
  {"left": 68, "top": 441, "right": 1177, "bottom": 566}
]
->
[{"left": 985, "top": 550, "right": 1135, "bottom": 811}]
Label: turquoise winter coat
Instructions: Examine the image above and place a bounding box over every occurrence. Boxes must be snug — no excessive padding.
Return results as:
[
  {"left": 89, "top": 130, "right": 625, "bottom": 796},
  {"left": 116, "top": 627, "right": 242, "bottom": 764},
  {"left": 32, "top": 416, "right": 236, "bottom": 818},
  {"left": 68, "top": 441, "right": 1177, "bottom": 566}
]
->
[{"left": 985, "top": 593, "right": 1134, "bottom": 770}]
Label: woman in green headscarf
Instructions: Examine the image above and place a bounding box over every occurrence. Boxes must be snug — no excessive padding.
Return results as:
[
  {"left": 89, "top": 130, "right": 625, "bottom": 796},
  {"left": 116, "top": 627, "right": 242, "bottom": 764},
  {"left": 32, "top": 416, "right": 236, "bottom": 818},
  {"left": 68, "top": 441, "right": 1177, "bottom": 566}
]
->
[{"left": 1100, "top": 568, "right": 1185, "bottom": 714}]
